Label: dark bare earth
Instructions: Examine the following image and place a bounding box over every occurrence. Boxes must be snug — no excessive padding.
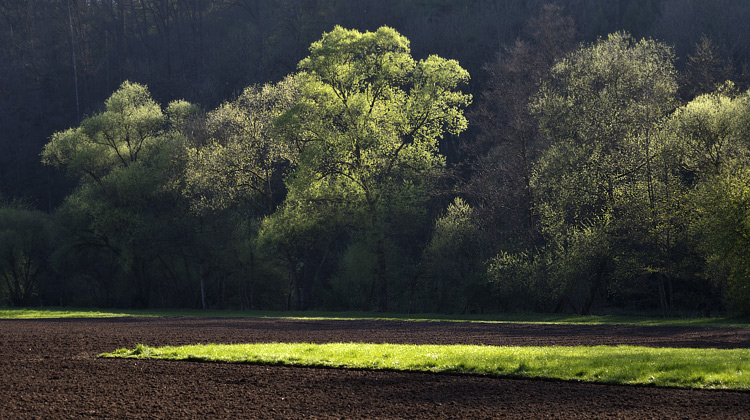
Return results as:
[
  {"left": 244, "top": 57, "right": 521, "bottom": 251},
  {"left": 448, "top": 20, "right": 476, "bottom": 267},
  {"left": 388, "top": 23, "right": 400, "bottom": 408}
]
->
[{"left": 2, "top": 317, "right": 750, "bottom": 419}]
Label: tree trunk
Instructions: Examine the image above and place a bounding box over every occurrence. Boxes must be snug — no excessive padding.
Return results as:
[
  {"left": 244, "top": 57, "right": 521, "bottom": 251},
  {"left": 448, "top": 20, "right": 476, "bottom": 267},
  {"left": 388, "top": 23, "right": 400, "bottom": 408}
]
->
[
  {"left": 285, "top": 254, "right": 295, "bottom": 311},
  {"left": 581, "top": 258, "right": 607, "bottom": 315},
  {"left": 199, "top": 261, "right": 206, "bottom": 310},
  {"left": 302, "top": 244, "right": 331, "bottom": 311},
  {"left": 218, "top": 274, "right": 225, "bottom": 309},
  {"left": 376, "top": 237, "right": 388, "bottom": 312},
  {"left": 658, "top": 273, "right": 670, "bottom": 317}
]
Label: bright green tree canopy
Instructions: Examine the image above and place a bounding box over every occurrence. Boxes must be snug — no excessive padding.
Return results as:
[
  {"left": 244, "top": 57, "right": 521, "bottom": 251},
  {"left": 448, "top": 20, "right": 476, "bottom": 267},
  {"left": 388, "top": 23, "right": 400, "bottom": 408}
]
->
[
  {"left": 285, "top": 25, "right": 471, "bottom": 212},
  {"left": 42, "top": 81, "right": 191, "bottom": 184}
]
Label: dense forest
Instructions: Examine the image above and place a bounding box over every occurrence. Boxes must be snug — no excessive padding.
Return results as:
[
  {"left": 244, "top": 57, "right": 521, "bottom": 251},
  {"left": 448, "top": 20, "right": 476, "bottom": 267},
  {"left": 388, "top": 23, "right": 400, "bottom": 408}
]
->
[{"left": 2, "top": 0, "right": 750, "bottom": 315}]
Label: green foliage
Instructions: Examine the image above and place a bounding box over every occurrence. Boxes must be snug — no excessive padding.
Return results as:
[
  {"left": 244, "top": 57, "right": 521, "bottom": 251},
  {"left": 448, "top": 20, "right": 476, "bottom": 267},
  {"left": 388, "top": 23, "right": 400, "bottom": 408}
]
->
[
  {"left": 287, "top": 25, "right": 470, "bottom": 209},
  {"left": 43, "top": 82, "right": 199, "bottom": 307},
  {"left": 487, "top": 220, "right": 613, "bottom": 314},
  {"left": 0, "top": 203, "right": 54, "bottom": 306},
  {"left": 488, "top": 249, "right": 553, "bottom": 312},
  {"left": 666, "top": 83, "right": 750, "bottom": 175},
  {"left": 325, "top": 239, "right": 378, "bottom": 311},
  {"left": 166, "top": 100, "right": 201, "bottom": 130},
  {"left": 42, "top": 81, "right": 167, "bottom": 183},
  {"left": 279, "top": 26, "right": 471, "bottom": 311},
  {"left": 174, "top": 78, "right": 303, "bottom": 310},
  {"left": 527, "top": 32, "right": 680, "bottom": 314},
  {"left": 182, "top": 75, "right": 302, "bottom": 215},
  {"left": 102, "top": 342, "right": 750, "bottom": 390},
  {"left": 257, "top": 198, "right": 343, "bottom": 310},
  {"left": 662, "top": 87, "right": 750, "bottom": 314},
  {"left": 23, "top": 17, "right": 750, "bottom": 315},
  {"left": 696, "top": 166, "right": 750, "bottom": 314}
]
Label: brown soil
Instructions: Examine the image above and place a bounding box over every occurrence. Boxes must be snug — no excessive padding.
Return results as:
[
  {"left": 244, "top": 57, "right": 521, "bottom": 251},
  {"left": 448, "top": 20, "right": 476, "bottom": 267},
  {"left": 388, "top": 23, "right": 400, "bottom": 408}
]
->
[{"left": 2, "top": 317, "right": 749, "bottom": 419}]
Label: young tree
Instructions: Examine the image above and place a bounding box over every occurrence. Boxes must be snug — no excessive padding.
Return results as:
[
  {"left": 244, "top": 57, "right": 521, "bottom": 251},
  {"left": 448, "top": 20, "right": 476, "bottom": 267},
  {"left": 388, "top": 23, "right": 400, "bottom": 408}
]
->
[
  {"left": 421, "top": 198, "right": 484, "bottom": 313},
  {"left": 280, "top": 26, "right": 471, "bottom": 311},
  {"left": 682, "top": 35, "right": 734, "bottom": 100}
]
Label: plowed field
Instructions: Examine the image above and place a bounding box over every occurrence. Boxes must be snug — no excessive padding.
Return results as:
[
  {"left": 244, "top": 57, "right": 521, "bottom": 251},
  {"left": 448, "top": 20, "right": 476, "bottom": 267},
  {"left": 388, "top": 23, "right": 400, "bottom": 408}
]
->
[{"left": 2, "top": 317, "right": 749, "bottom": 419}]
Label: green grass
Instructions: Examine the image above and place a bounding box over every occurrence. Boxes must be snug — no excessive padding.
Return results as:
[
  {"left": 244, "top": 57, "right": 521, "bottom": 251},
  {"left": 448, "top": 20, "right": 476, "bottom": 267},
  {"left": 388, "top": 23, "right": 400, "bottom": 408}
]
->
[
  {"left": 100, "top": 342, "right": 750, "bottom": 390},
  {"left": 0, "top": 308, "right": 138, "bottom": 319},
  {"left": 9, "top": 307, "right": 748, "bottom": 389},
  {"left": 2, "top": 307, "right": 749, "bottom": 327}
]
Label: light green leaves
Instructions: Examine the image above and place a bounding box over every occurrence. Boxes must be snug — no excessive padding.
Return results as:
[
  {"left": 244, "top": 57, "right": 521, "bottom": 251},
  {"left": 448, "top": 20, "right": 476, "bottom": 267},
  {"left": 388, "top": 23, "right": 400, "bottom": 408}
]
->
[
  {"left": 42, "top": 81, "right": 170, "bottom": 183},
  {"left": 182, "top": 75, "right": 302, "bottom": 215},
  {"left": 665, "top": 84, "right": 750, "bottom": 175},
  {"left": 526, "top": 32, "right": 680, "bottom": 313},
  {"left": 286, "top": 26, "right": 471, "bottom": 210},
  {"left": 532, "top": 31, "right": 679, "bottom": 235},
  {"left": 666, "top": 87, "right": 750, "bottom": 313},
  {"left": 300, "top": 26, "right": 414, "bottom": 97}
]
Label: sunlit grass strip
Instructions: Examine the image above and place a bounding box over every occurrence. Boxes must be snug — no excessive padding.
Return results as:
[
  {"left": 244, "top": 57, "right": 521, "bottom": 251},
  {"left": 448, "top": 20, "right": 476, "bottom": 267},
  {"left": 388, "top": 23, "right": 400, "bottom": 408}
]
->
[
  {"left": 0, "top": 308, "right": 138, "bottom": 319},
  {"left": 101, "top": 343, "right": 750, "bottom": 390},
  {"left": 3, "top": 308, "right": 749, "bottom": 327}
]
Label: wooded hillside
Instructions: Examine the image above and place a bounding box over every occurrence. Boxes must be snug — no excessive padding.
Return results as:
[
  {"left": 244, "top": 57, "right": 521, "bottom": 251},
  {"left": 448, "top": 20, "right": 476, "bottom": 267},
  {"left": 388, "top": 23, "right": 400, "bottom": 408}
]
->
[{"left": 3, "top": 1, "right": 750, "bottom": 315}]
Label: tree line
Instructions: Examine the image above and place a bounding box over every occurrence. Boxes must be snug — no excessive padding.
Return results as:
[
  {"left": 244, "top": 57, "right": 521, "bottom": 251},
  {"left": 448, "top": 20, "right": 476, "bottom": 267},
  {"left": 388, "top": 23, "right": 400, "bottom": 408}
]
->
[
  {"left": 4, "top": 0, "right": 750, "bottom": 209},
  {"left": 2, "top": 2, "right": 750, "bottom": 315}
]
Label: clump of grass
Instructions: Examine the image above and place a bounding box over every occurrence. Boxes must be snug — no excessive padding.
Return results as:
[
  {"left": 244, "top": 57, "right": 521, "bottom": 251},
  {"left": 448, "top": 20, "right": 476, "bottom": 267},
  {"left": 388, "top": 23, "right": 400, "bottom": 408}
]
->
[{"left": 100, "top": 342, "right": 750, "bottom": 390}]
